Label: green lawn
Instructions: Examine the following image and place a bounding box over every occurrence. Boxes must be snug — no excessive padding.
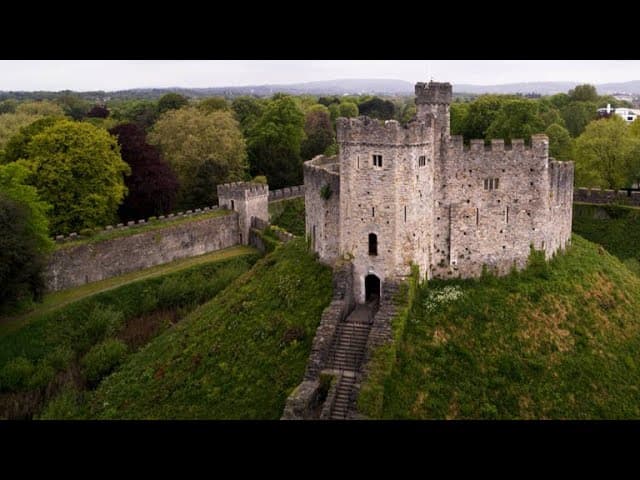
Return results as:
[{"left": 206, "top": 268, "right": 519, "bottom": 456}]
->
[
  {"left": 269, "top": 197, "right": 305, "bottom": 236},
  {"left": 0, "top": 251, "right": 260, "bottom": 419},
  {"left": 364, "top": 235, "right": 640, "bottom": 419},
  {"left": 0, "top": 245, "right": 256, "bottom": 336},
  {"left": 82, "top": 238, "right": 333, "bottom": 419}
]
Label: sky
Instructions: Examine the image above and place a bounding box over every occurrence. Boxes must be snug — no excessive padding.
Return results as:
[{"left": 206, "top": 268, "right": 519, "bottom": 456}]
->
[{"left": 1, "top": 60, "right": 640, "bottom": 91}]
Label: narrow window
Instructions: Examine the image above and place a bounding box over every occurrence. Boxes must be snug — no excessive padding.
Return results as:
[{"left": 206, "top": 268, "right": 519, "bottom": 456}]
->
[
  {"left": 369, "top": 233, "right": 378, "bottom": 256},
  {"left": 372, "top": 154, "right": 383, "bottom": 167},
  {"left": 372, "top": 206, "right": 375, "bottom": 217},
  {"left": 494, "top": 178, "right": 499, "bottom": 189},
  {"left": 506, "top": 206, "right": 509, "bottom": 224},
  {"left": 484, "top": 179, "right": 489, "bottom": 190},
  {"left": 231, "top": 199, "right": 235, "bottom": 210},
  {"left": 404, "top": 206, "right": 407, "bottom": 222},
  {"left": 357, "top": 156, "right": 360, "bottom": 169},
  {"left": 476, "top": 208, "right": 479, "bottom": 226},
  {"left": 239, "top": 233, "right": 243, "bottom": 244},
  {"left": 419, "top": 155, "right": 426, "bottom": 167},
  {"left": 312, "top": 225, "right": 316, "bottom": 249}
]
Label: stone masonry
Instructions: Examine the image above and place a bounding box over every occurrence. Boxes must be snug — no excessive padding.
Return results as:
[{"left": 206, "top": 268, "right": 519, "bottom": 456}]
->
[
  {"left": 304, "top": 81, "right": 575, "bottom": 303},
  {"left": 217, "top": 182, "right": 269, "bottom": 246}
]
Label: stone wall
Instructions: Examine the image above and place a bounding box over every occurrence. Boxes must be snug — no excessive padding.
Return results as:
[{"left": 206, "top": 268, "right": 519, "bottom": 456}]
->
[
  {"left": 574, "top": 187, "right": 640, "bottom": 207},
  {"left": 45, "top": 211, "right": 239, "bottom": 292},
  {"left": 268, "top": 185, "right": 305, "bottom": 202},
  {"left": 303, "top": 155, "right": 341, "bottom": 265},
  {"left": 281, "top": 261, "right": 354, "bottom": 420},
  {"left": 217, "top": 182, "right": 269, "bottom": 246}
]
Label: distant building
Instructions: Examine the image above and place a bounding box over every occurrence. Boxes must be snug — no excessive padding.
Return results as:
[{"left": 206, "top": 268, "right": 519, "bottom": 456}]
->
[{"left": 597, "top": 104, "right": 640, "bottom": 123}]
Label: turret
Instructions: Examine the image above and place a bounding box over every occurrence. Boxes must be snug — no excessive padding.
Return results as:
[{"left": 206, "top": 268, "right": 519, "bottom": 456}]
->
[
  {"left": 415, "top": 81, "right": 452, "bottom": 139},
  {"left": 217, "top": 181, "right": 269, "bottom": 245}
]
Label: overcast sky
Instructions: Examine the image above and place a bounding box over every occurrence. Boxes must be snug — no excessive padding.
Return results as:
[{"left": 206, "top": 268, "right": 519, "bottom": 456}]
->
[{"left": 1, "top": 60, "right": 640, "bottom": 91}]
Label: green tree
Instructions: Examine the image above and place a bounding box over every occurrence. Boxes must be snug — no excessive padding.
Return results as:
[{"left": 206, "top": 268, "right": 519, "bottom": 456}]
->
[
  {"left": 301, "top": 105, "right": 334, "bottom": 161},
  {"left": 2, "top": 117, "right": 64, "bottom": 164},
  {"left": 157, "top": 93, "right": 189, "bottom": 114},
  {"left": 197, "top": 97, "right": 229, "bottom": 114},
  {"left": 561, "top": 101, "right": 598, "bottom": 137},
  {"left": 462, "top": 95, "right": 508, "bottom": 139},
  {"left": 0, "top": 113, "right": 45, "bottom": 154},
  {"left": 545, "top": 123, "right": 573, "bottom": 161},
  {"left": 56, "top": 93, "right": 91, "bottom": 120},
  {"left": 574, "top": 116, "right": 637, "bottom": 189},
  {"left": 0, "top": 163, "right": 53, "bottom": 310},
  {"left": 109, "top": 99, "right": 160, "bottom": 131},
  {"left": 450, "top": 102, "right": 469, "bottom": 136},
  {"left": 568, "top": 84, "right": 599, "bottom": 103},
  {"left": 231, "top": 96, "right": 265, "bottom": 136},
  {"left": 19, "top": 120, "right": 130, "bottom": 234},
  {"left": 16, "top": 101, "right": 65, "bottom": 116},
  {"left": 148, "top": 108, "right": 248, "bottom": 209},
  {"left": 486, "top": 99, "right": 544, "bottom": 142},
  {"left": 247, "top": 95, "right": 305, "bottom": 189},
  {"left": 0, "top": 99, "right": 18, "bottom": 114},
  {"left": 338, "top": 101, "right": 359, "bottom": 118}
]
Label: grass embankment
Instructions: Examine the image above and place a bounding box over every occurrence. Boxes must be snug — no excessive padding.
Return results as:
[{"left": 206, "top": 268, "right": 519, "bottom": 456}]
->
[
  {"left": 0, "top": 246, "right": 256, "bottom": 336},
  {"left": 269, "top": 197, "right": 305, "bottom": 236},
  {"left": 573, "top": 202, "right": 640, "bottom": 276},
  {"left": 56, "top": 208, "right": 230, "bottom": 249},
  {"left": 0, "top": 252, "right": 259, "bottom": 419},
  {"left": 74, "top": 237, "right": 332, "bottom": 419},
  {"left": 365, "top": 235, "right": 640, "bottom": 419}
]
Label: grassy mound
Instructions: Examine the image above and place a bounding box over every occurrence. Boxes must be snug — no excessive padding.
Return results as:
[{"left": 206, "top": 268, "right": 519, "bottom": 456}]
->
[
  {"left": 84, "top": 238, "right": 332, "bottom": 419},
  {"left": 573, "top": 202, "right": 640, "bottom": 276},
  {"left": 0, "top": 253, "right": 258, "bottom": 419},
  {"left": 269, "top": 198, "right": 305, "bottom": 236},
  {"left": 368, "top": 235, "right": 640, "bottom": 419}
]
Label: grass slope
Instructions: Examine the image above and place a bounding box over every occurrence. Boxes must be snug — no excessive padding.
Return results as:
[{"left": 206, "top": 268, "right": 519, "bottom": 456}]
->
[
  {"left": 573, "top": 202, "right": 640, "bottom": 276},
  {"left": 375, "top": 235, "right": 640, "bottom": 419},
  {"left": 269, "top": 198, "right": 305, "bottom": 236},
  {"left": 86, "top": 238, "right": 333, "bottom": 419}
]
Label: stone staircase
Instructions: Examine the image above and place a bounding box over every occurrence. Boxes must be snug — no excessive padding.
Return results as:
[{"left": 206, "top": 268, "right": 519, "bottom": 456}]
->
[{"left": 324, "top": 303, "right": 375, "bottom": 419}]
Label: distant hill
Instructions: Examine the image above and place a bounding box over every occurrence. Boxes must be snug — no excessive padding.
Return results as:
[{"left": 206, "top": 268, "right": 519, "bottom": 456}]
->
[{"left": 3, "top": 78, "right": 640, "bottom": 101}]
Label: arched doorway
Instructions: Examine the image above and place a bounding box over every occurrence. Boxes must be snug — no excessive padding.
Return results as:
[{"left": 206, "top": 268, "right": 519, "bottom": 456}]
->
[{"left": 365, "top": 274, "right": 380, "bottom": 304}]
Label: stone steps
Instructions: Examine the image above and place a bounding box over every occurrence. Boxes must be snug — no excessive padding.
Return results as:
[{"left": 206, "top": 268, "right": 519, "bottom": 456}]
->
[{"left": 329, "top": 375, "right": 357, "bottom": 420}]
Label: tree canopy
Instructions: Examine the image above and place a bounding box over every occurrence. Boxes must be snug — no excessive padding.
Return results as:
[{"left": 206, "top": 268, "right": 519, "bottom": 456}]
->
[
  {"left": 148, "top": 108, "right": 248, "bottom": 209},
  {"left": 18, "top": 120, "right": 130, "bottom": 234},
  {"left": 301, "top": 105, "right": 334, "bottom": 161},
  {"left": 157, "top": 93, "right": 189, "bottom": 114}
]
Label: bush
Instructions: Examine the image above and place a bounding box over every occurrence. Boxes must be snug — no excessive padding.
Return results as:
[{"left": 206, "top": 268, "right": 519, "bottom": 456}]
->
[
  {"left": 81, "top": 306, "right": 125, "bottom": 349},
  {"left": 38, "top": 388, "right": 86, "bottom": 420},
  {"left": 43, "top": 345, "right": 75, "bottom": 371},
  {"left": 27, "top": 362, "right": 56, "bottom": 390},
  {"left": 0, "top": 357, "right": 35, "bottom": 392},
  {"left": 81, "top": 339, "right": 128, "bottom": 386}
]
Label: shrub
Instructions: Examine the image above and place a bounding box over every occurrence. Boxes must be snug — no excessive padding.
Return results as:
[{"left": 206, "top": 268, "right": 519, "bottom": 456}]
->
[
  {"left": 38, "top": 388, "right": 86, "bottom": 420},
  {"left": 27, "top": 362, "right": 56, "bottom": 390},
  {"left": 81, "top": 306, "right": 125, "bottom": 349},
  {"left": 81, "top": 339, "right": 128, "bottom": 386},
  {"left": 0, "top": 357, "right": 35, "bottom": 392},
  {"left": 43, "top": 345, "right": 75, "bottom": 371}
]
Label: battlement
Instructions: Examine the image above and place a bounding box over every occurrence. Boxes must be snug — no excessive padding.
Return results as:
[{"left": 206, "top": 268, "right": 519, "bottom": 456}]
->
[
  {"left": 415, "top": 81, "right": 452, "bottom": 105},
  {"left": 217, "top": 181, "right": 269, "bottom": 200},
  {"left": 336, "top": 116, "right": 432, "bottom": 145},
  {"left": 448, "top": 135, "right": 550, "bottom": 154}
]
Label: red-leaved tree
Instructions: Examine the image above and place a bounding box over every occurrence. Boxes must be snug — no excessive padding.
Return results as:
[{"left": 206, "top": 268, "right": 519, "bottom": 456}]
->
[{"left": 109, "top": 123, "right": 179, "bottom": 221}]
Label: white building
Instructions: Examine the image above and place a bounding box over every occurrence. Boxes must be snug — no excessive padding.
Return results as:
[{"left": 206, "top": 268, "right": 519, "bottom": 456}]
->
[{"left": 597, "top": 104, "right": 640, "bottom": 123}]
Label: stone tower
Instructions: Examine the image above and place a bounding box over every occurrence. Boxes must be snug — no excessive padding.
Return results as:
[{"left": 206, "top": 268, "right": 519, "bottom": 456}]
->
[{"left": 217, "top": 181, "right": 269, "bottom": 245}]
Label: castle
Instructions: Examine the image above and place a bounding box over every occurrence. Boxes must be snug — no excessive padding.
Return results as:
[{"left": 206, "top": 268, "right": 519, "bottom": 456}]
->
[{"left": 304, "top": 81, "right": 575, "bottom": 304}]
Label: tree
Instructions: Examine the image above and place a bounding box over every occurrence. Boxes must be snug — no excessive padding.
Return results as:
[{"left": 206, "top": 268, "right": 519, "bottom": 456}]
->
[
  {"left": 247, "top": 95, "right": 305, "bottom": 189},
  {"left": 110, "top": 100, "right": 159, "bottom": 131},
  {"left": 358, "top": 97, "right": 395, "bottom": 120},
  {"left": 450, "top": 102, "right": 469, "bottom": 136},
  {"left": 338, "top": 101, "right": 359, "bottom": 118},
  {"left": 301, "top": 105, "right": 334, "bottom": 161},
  {"left": 2, "top": 117, "right": 64, "bottom": 164},
  {"left": 545, "top": 123, "right": 573, "bottom": 161},
  {"left": 561, "top": 101, "right": 597, "bottom": 137},
  {"left": 568, "top": 84, "right": 599, "bottom": 103},
  {"left": 574, "top": 116, "right": 638, "bottom": 189},
  {"left": 19, "top": 120, "right": 130, "bottom": 234},
  {"left": 197, "top": 97, "right": 229, "bottom": 114},
  {"left": 0, "top": 163, "right": 53, "bottom": 310},
  {"left": 148, "top": 108, "right": 248, "bottom": 209},
  {"left": 0, "top": 113, "right": 45, "bottom": 154},
  {"left": 86, "top": 105, "right": 110, "bottom": 118},
  {"left": 486, "top": 99, "right": 545, "bottom": 142},
  {"left": 157, "top": 93, "right": 189, "bottom": 114},
  {"left": 231, "top": 96, "right": 265, "bottom": 136},
  {"left": 109, "top": 123, "right": 179, "bottom": 221},
  {"left": 0, "top": 99, "right": 18, "bottom": 114},
  {"left": 462, "top": 95, "right": 508, "bottom": 139},
  {"left": 16, "top": 101, "right": 65, "bottom": 116},
  {"left": 56, "top": 93, "right": 91, "bottom": 120}
]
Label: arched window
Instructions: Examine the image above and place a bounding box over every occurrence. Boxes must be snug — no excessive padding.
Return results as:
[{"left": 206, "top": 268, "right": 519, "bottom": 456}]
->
[{"left": 369, "top": 233, "right": 378, "bottom": 256}]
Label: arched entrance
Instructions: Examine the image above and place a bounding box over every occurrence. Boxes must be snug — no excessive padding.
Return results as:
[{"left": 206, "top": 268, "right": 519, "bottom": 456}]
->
[{"left": 365, "top": 274, "right": 380, "bottom": 304}]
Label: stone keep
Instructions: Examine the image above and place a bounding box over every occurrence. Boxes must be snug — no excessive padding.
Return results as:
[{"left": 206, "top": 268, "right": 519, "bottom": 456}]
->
[
  {"left": 217, "top": 181, "right": 269, "bottom": 245},
  {"left": 304, "top": 81, "right": 574, "bottom": 304}
]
